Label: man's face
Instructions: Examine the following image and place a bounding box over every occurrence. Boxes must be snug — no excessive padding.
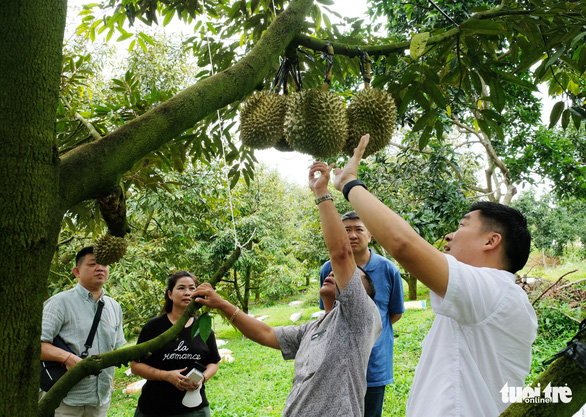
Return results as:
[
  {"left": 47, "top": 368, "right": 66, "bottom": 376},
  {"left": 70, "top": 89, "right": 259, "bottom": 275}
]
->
[
  {"left": 443, "top": 210, "right": 490, "bottom": 266},
  {"left": 343, "top": 219, "right": 372, "bottom": 254},
  {"left": 73, "top": 254, "right": 109, "bottom": 291}
]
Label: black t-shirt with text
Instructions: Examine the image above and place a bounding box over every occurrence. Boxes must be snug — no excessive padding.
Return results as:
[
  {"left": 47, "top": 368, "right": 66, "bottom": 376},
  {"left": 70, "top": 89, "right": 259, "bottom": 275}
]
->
[{"left": 136, "top": 314, "right": 221, "bottom": 416}]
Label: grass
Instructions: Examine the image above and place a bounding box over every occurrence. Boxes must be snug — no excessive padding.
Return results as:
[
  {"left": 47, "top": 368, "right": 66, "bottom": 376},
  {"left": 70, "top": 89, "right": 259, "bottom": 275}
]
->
[{"left": 108, "top": 260, "right": 585, "bottom": 416}]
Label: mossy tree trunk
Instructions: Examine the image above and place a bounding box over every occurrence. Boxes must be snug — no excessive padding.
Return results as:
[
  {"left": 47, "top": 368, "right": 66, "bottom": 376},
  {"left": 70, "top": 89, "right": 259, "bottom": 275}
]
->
[
  {"left": 0, "top": 1, "right": 67, "bottom": 416},
  {"left": 499, "top": 330, "right": 586, "bottom": 417},
  {"left": 0, "top": 0, "right": 314, "bottom": 415}
]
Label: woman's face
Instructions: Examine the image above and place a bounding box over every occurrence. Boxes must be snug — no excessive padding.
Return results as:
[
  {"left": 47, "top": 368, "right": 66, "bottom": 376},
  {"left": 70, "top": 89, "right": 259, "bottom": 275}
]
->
[{"left": 168, "top": 276, "right": 197, "bottom": 309}]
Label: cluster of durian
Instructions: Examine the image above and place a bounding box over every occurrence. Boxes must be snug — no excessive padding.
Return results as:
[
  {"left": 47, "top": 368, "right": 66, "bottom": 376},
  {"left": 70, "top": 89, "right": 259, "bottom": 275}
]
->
[
  {"left": 240, "top": 88, "right": 396, "bottom": 158},
  {"left": 345, "top": 88, "right": 397, "bottom": 157},
  {"left": 94, "top": 234, "right": 128, "bottom": 265},
  {"left": 240, "top": 91, "right": 289, "bottom": 150}
]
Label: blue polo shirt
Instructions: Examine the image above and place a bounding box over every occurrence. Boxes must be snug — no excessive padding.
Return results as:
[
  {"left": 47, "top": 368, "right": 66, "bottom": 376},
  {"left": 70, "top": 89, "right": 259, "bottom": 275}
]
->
[{"left": 319, "top": 250, "right": 405, "bottom": 386}]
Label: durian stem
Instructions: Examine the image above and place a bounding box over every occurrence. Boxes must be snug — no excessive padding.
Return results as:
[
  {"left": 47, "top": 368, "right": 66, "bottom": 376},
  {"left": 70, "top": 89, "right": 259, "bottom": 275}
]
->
[
  {"left": 363, "top": 52, "right": 371, "bottom": 90},
  {"left": 321, "top": 44, "right": 334, "bottom": 93}
]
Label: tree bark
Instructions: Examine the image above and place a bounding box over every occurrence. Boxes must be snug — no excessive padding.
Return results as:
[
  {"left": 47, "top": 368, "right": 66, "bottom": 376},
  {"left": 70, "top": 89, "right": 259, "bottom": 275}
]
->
[
  {"left": 402, "top": 273, "right": 418, "bottom": 300},
  {"left": 0, "top": 1, "right": 67, "bottom": 416},
  {"left": 499, "top": 329, "right": 586, "bottom": 417}
]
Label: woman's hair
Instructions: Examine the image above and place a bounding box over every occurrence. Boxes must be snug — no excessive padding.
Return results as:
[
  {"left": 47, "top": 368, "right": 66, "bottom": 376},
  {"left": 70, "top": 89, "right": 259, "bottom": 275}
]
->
[{"left": 162, "top": 270, "right": 198, "bottom": 313}]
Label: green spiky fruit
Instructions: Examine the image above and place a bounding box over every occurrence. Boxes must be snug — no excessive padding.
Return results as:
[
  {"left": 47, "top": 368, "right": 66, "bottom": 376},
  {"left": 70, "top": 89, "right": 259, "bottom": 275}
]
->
[
  {"left": 94, "top": 234, "right": 127, "bottom": 265},
  {"left": 240, "top": 91, "right": 288, "bottom": 149},
  {"left": 60, "top": 252, "right": 73, "bottom": 265},
  {"left": 273, "top": 136, "right": 294, "bottom": 152},
  {"left": 344, "top": 88, "right": 397, "bottom": 157},
  {"left": 284, "top": 89, "right": 348, "bottom": 158}
]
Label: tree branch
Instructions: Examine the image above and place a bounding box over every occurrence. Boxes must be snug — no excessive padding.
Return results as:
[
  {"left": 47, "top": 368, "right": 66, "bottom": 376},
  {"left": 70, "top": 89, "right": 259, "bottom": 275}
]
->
[
  {"left": 60, "top": 95, "right": 102, "bottom": 142},
  {"left": 532, "top": 269, "right": 578, "bottom": 306},
  {"left": 58, "top": 0, "right": 315, "bottom": 210},
  {"left": 38, "top": 300, "right": 203, "bottom": 417}
]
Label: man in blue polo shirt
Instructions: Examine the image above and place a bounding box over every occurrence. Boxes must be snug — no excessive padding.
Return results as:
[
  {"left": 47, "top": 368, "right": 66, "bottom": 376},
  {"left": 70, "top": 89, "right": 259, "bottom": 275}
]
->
[{"left": 320, "top": 210, "right": 405, "bottom": 417}]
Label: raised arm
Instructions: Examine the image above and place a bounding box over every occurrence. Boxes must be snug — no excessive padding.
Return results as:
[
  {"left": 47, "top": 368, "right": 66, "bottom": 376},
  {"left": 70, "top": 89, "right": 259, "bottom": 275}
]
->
[
  {"left": 333, "top": 135, "right": 449, "bottom": 298},
  {"left": 192, "top": 283, "right": 280, "bottom": 350},
  {"left": 309, "top": 162, "right": 356, "bottom": 293}
]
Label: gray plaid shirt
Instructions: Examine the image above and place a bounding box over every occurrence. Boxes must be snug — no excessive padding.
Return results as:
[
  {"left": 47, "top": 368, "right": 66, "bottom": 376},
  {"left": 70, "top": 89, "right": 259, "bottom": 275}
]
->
[{"left": 41, "top": 283, "right": 125, "bottom": 406}]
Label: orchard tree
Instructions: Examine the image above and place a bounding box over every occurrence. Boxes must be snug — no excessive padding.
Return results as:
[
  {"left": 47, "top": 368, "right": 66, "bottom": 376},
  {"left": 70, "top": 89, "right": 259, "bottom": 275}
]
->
[{"left": 2, "top": 0, "right": 586, "bottom": 416}]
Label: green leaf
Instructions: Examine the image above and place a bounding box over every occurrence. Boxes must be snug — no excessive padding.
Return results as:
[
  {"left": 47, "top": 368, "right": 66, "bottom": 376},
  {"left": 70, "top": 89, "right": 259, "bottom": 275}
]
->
[
  {"left": 139, "top": 32, "right": 155, "bottom": 46},
  {"left": 418, "top": 125, "right": 433, "bottom": 149},
  {"left": 422, "top": 79, "right": 445, "bottom": 108},
  {"left": 410, "top": 32, "right": 430, "bottom": 61},
  {"left": 191, "top": 313, "right": 212, "bottom": 343},
  {"left": 492, "top": 69, "right": 539, "bottom": 92},
  {"left": 561, "top": 109, "right": 570, "bottom": 130},
  {"left": 117, "top": 32, "right": 133, "bottom": 42},
  {"left": 460, "top": 19, "right": 506, "bottom": 35},
  {"left": 549, "top": 101, "right": 565, "bottom": 129},
  {"left": 163, "top": 10, "right": 175, "bottom": 26},
  {"left": 412, "top": 109, "right": 437, "bottom": 133},
  {"left": 489, "top": 79, "right": 505, "bottom": 113},
  {"left": 138, "top": 38, "right": 147, "bottom": 53}
]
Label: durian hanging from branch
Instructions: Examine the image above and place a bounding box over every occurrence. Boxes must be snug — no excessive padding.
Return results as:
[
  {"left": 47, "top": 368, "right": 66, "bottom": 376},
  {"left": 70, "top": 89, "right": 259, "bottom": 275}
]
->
[
  {"left": 239, "top": 56, "right": 301, "bottom": 151},
  {"left": 284, "top": 44, "right": 348, "bottom": 158},
  {"left": 94, "top": 184, "right": 129, "bottom": 266},
  {"left": 344, "top": 51, "right": 397, "bottom": 157}
]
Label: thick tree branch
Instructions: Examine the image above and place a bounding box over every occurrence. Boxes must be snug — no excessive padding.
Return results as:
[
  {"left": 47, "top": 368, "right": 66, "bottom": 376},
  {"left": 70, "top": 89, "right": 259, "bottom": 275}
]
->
[
  {"left": 58, "top": 0, "right": 315, "bottom": 210},
  {"left": 208, "top": 246, "right": 242, "bottom": 287},
  {"left": 38, "top": 300, "right": 203, "bottom": 417}
]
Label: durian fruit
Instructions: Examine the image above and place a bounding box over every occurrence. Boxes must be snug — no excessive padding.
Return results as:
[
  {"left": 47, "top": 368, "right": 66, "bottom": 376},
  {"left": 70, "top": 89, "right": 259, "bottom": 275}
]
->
[
  {"left": 240, "top": 91, "right": 288, "bottom": 149},
  {"left": 94, "top": 234, "right": 127, "bottom": 266},
  {"left": 344, "top": 88, "right": 397, "bottom": 157},
  {"left": 273, "top": 136, "right": 294, "bottom": 152},
  {"left": 60, "top": 252, "right": 73, "bottom": 265},
  {"left": 284, "top": 89, "right": 348, "bottom": 158}
]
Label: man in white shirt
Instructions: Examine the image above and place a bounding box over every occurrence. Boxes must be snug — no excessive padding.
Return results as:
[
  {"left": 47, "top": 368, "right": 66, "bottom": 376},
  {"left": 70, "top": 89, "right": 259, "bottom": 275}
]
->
[{"left": 334, "top": 134, "right": 537, "bottom": 417}]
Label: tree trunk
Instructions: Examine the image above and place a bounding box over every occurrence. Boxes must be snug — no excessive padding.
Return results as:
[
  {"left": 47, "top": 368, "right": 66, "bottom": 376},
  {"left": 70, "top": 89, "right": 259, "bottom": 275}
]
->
[
  {"left": 499, "top": 329, "right": 586, "bottom": 417},
  {"left": 0, "top": 1, "right": 67, "bottom": 416},
  {"left": 402, "top": 273, "right": 418, "bottom": 300},
  {"left": 243, "top": 265, "right": 252, "bottom": 314}
]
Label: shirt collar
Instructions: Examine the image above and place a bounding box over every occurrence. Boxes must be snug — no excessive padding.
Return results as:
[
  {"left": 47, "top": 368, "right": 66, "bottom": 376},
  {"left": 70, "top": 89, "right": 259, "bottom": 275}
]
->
[{"left": 74, "top": 282, "right": 105, "bottom": 303}]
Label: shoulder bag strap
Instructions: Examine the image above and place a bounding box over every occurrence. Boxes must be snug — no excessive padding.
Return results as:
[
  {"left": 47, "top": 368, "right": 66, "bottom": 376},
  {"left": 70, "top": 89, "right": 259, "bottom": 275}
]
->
[{"left": 80, "top": 300, "right": 105, "bottom": 359}]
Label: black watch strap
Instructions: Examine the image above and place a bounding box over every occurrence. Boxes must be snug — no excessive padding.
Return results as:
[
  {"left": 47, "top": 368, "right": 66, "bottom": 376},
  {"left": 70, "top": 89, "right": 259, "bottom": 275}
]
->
[{"left": 342, "top": 180, "right": 367, "bottom": 201}]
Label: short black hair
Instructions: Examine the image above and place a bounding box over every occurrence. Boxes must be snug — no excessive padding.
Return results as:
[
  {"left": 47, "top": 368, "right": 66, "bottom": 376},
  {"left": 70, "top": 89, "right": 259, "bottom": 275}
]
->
[
  {"left": 357, "top": 265, "right": 376, "bottom": 300},
  {"left": 75, "top": 246, "right": 94, "bottom": 266},
  {"left": 468, "top": 201, "right": 531, "bottom": 273},
  {"left": 341, "top": 211, "right": 360, "bottom": 222}
]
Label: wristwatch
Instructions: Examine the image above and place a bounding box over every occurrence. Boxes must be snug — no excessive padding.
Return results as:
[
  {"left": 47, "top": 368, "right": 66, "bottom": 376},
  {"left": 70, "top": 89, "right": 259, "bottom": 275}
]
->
[{"left": 315, "top": 193, "right": 334, "bottom": 205}]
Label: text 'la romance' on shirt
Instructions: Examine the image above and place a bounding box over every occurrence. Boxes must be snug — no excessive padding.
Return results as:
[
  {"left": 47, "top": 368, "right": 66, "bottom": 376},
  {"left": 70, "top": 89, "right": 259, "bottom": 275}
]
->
[{"left": 135, "top": 314, "right": 221, "bottom": 417}]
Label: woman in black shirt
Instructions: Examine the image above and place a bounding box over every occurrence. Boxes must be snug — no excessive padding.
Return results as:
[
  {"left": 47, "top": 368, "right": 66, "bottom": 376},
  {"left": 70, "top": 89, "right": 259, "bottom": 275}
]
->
[{"left": 131, "top": 271, "right": 221, "bottom": 417}]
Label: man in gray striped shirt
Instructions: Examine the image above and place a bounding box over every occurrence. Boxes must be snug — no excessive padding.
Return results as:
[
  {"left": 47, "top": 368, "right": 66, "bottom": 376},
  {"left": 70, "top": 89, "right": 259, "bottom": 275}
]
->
[{"left": 41, "top": 246, "right": 125, "bottom": 417}]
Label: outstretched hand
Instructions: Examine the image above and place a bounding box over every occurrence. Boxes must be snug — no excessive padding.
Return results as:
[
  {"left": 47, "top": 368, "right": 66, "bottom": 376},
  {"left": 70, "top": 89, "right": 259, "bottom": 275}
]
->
[
  {"left": 191, "top": 283, "right": 224, "bottom": 309},
  {"left": 308, "top": 161, "right": 334, "bottom": 197},
  {"left": 333, "top": 134, "right": 370, "bottom": 192}
]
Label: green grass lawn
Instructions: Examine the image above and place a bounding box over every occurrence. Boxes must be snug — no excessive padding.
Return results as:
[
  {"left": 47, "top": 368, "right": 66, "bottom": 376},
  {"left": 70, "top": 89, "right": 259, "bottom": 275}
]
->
[{"left": 107, "top": 265, "right": 585, "bottom": 416}]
